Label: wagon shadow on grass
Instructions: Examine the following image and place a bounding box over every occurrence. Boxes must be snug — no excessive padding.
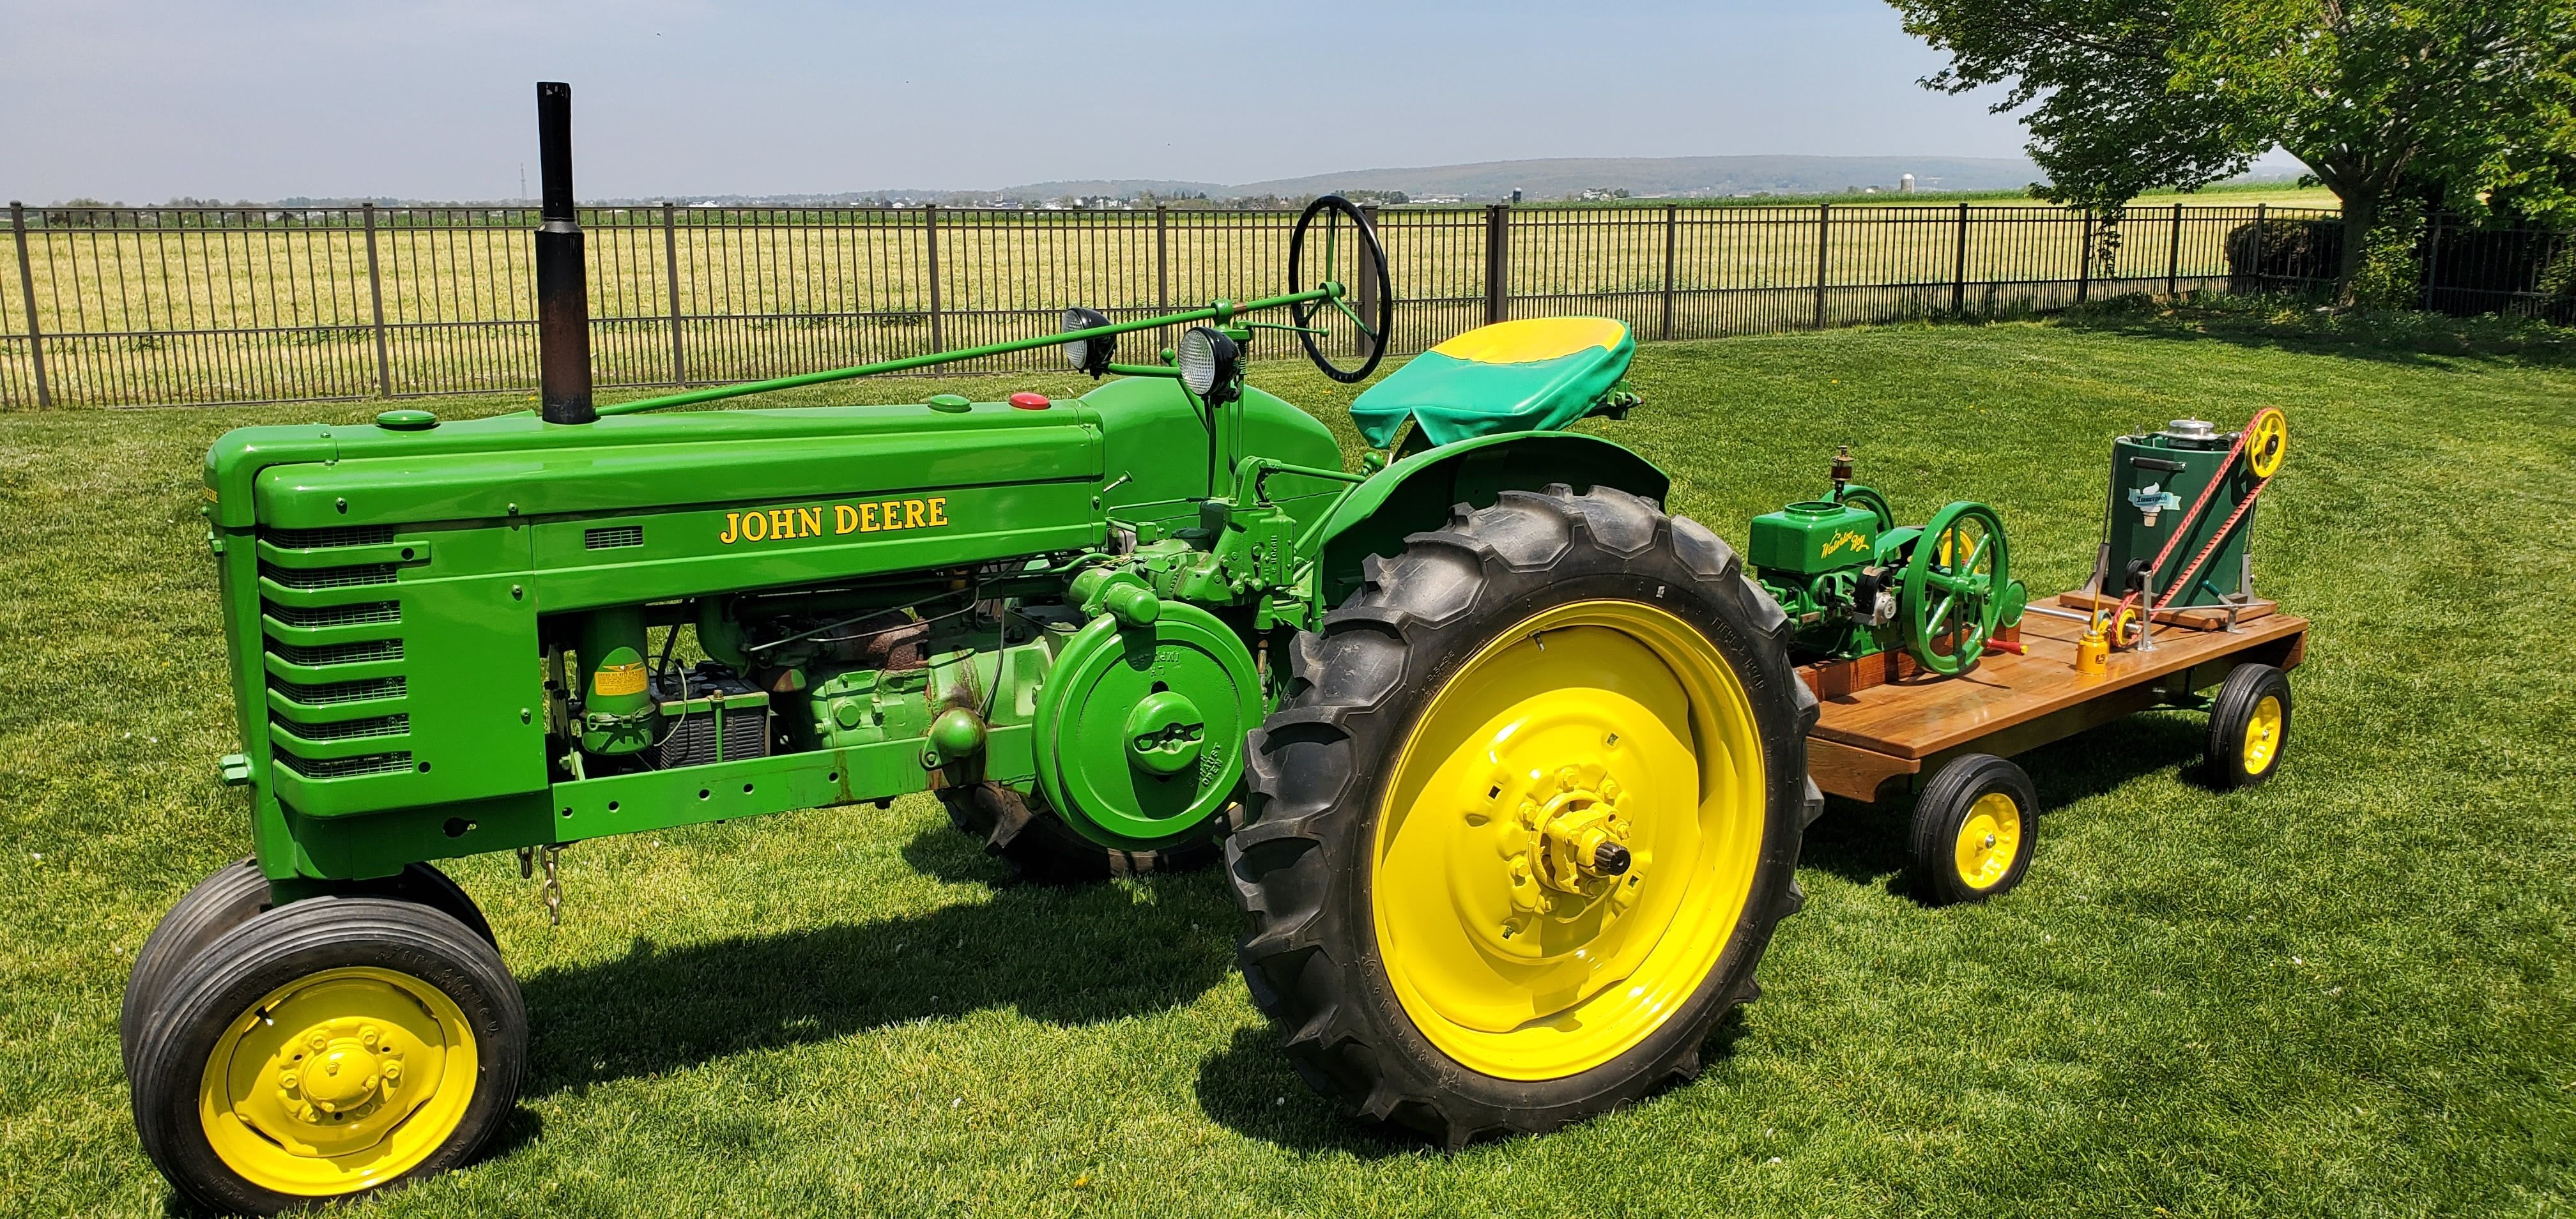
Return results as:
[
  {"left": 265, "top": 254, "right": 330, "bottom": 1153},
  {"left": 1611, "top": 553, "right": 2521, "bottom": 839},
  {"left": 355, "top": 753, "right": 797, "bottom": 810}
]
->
[
  {"left": 1796, "top": 709, "right": 2208, "bottom": 898},
  {"left": 509, "top": 827, "right": 1243, "bottom": 1099}
]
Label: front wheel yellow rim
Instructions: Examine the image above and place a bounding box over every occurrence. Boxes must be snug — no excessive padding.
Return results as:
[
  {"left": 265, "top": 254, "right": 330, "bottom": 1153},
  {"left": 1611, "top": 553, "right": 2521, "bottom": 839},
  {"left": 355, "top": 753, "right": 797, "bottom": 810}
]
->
[
  {"left": 1952, "top": 792, "right": 2023, "bottom": 891},
  {"left": 2242, "top": 694, "right": 2283, "bottom": 775},
  {"left": 197, "top": 967, "right": 479, "bottom": 1197},
  {"left": 1370, "top": 599, "right": 1768, "bottom": 1081}
]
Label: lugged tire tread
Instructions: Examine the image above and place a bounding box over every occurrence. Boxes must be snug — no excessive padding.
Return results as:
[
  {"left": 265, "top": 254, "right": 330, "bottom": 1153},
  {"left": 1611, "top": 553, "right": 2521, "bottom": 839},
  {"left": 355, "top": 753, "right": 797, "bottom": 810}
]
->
[{"left": 1225, "top": 484, "right": 1811, "bottom": 1148}]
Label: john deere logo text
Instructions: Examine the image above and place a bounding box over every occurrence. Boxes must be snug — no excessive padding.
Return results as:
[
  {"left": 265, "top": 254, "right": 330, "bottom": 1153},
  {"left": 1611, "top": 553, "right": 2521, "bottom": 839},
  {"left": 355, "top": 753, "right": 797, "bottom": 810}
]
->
[
  {"left": 1821, "top": 530, "right": 1869, "bottom": 559},
  {"left": 719, "top": 497, "right": 948, "bottom": 545}
]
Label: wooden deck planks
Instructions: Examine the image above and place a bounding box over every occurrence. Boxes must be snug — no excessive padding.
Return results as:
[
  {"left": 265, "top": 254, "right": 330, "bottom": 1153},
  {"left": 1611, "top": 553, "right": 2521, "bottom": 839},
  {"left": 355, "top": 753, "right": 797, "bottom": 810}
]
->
[{"left": 1798, "top": 596, "right": 2308, "bottom": 802}]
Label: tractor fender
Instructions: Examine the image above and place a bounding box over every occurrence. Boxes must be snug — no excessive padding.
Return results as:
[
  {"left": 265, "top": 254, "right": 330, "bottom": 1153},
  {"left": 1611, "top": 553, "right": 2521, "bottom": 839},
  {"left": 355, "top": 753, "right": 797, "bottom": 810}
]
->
[{"left": 1307, "top": 431, "right": 1670, "bottom": 609}]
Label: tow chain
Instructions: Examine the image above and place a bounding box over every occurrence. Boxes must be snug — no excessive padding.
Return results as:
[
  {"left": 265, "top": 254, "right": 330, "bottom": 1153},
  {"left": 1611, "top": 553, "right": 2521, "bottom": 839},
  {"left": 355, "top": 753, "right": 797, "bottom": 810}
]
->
[{"left": 518, "top": 844, "right": 567, "bottom": 926}]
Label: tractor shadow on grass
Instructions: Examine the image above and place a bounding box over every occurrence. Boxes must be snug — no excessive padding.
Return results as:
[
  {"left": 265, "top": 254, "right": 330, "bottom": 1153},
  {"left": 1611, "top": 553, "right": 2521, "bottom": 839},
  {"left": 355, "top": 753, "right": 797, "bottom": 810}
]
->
[
  {"left": 1193, "top": 988, "right": 1756, "bottom": 1156},
  {"left": 1797, "top": 709, "right": 2209, "bottom": 901},
  {"left": 510, "top": 827, "right": 1243, "bottom": 1099}
]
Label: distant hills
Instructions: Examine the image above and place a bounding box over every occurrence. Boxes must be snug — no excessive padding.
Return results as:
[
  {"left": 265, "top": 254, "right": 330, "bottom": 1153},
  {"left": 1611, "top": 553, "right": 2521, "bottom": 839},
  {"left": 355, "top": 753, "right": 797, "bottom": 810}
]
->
[
  {"left": 230, "top": 154, "right": 2301, "bottom": 211},
  {"left": 647, "top": 155, "right": 2051, "bottom": 208}
]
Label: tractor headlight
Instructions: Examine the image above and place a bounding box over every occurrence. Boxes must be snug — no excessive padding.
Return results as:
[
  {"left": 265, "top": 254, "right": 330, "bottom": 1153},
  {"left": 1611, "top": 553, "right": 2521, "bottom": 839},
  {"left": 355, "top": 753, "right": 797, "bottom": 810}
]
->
[
  {"left": 1177, "top": 326, "right": 1241, "bottom": 404},
  {"left": 1060, "top": 306, "right": 1114, "bottom": 378}
]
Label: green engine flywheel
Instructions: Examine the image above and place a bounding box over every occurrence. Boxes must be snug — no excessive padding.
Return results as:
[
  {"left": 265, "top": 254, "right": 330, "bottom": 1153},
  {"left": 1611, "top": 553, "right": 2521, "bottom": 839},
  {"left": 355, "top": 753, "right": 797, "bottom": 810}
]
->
[{"left": 1032, "top": 602, "right": 1261, "bottom": 849}]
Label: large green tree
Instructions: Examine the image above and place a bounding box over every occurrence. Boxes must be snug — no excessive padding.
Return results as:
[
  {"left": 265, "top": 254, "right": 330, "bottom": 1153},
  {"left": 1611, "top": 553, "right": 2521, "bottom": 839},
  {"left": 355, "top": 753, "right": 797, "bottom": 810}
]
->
[{"left": 1890, "top": 0, "right": 2576, "bottom": 296}]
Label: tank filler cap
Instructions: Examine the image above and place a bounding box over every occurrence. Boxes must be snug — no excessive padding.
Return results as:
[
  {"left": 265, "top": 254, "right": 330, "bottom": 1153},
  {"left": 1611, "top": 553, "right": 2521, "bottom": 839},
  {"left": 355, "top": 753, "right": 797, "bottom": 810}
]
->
[
  {"left": 2160, "top": 418, "right": 2218, "bottom": 441},
  {"left": 375, "top": 408, "right": 439, "bottom": 431},
  {"left": 1008, "top": 392, "right": 1052, "bottom": 411},
  {"left": 927, "top": 394, "right": 973, "bottom": 413}
]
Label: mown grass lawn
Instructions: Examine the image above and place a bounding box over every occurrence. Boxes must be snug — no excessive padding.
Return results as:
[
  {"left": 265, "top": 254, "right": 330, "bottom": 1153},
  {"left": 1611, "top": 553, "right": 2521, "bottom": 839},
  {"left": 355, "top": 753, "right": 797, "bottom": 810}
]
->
[{"left": 1, "top": 300, "right": 2570, "bottom": 1216}]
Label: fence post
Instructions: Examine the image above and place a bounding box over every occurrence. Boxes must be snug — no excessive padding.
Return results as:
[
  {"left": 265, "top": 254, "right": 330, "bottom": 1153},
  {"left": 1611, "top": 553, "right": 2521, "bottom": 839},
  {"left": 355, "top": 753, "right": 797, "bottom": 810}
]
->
[
  {"left": 923, "top": 204, "right": 944, "bottom": 353},
  {"left": 2166, "top": 203, "right": 2183, "bottom": 298},
  {"left": 2076, "top": 209, "right": 2093, "bottom": 303},
  {"left": 362, "top": 204, "right": 392, "bottom": 397},
  {"left": 1154, "top": 204, "right": 1171, "bottom": 355},
  {"left": 1356, "top": 204, "right": 1382, "bottom": 359},
  {"left": 1483, "top": 204, "right": 1510, "bottom": 325},
  {"left": 10, "top": 203, "right": 50, "bottom": 408},
  {"left": 1660, "top": 204, "right": 1678, "bottom": 339},
  {"left": 662, "top": 203, "right": 686, "bottom": 385},
  {"left": 1813, "top": 203, "right": 1831, "bottom": 329},
  {"left": 2250, "top": 203, "right": 2267, "bottom": 294},
  {"left": 1952, "top": 202, "right": 1970, "bottom": 314}
]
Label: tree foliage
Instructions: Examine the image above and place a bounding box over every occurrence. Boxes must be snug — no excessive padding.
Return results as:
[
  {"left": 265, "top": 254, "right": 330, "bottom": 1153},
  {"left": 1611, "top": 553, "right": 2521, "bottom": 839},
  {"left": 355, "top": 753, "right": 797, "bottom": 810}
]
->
[{"left": 1890, "top": 0, "right": 2576, "bottom": 290}]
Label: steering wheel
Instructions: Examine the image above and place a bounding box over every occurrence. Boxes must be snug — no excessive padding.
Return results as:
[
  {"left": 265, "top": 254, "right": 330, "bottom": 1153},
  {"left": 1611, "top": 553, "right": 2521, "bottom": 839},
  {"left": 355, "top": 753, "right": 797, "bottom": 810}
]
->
[
  {"left": 1903, "top": 501, "right": 2010, "bottom": 677},
  {"left": 1287, "top": 195, "right": 1393, "bottom": 383}
]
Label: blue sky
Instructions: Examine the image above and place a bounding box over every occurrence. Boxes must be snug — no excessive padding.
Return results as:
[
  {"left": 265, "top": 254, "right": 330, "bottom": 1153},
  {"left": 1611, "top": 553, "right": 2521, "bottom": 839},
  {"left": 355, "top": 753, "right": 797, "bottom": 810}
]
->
[{"left": 3, "top": 0, "right": 2050, "bottom": 203}]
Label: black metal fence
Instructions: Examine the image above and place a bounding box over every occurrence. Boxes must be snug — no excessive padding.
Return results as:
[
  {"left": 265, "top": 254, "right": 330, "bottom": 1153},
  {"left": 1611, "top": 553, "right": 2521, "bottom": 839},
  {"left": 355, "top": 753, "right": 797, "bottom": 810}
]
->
[{"left": 0, "top": 200, "right": 2393, "bottom": 409}]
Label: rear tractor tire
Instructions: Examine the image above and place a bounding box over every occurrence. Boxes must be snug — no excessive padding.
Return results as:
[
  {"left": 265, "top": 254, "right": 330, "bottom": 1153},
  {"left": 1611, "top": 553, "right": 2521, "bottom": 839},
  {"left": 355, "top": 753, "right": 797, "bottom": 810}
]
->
[
  {"left": 1227, "top": 484, "right": 1820, "bottom": 1147},
  {"left": 129, "top": 896, "right": 526, "bottom": 1216}
]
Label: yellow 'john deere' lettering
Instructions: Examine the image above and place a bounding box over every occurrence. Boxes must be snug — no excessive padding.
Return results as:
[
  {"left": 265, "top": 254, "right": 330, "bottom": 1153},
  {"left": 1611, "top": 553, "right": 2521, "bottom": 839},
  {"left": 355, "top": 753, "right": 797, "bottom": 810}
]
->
[
  {"left": 719, "top": 496, "right": 950, "bottom": 545},
  {"left": 1821, "top": 530, "right": 1869, "bottom": 559}
]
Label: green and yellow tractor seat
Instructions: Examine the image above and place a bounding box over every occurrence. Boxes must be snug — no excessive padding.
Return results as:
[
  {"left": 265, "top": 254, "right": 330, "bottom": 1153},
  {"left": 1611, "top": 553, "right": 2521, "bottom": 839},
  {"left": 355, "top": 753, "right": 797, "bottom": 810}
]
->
[{"left": 1351, "top": 316, "right": 1637, "bottom": 449}]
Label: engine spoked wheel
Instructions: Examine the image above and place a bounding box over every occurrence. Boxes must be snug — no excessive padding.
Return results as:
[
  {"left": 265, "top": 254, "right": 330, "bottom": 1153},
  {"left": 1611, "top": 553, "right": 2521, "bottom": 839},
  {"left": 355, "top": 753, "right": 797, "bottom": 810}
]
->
[
  {"left": 128, "top": 896, "right": 525, "bottom": 1216},
  {"left": 1227, "top": 484, "right": 1819, "bottom": 1147},
  {"left": 1903, "top": 500, "right": 2010, "bottom": 676},
  {"left": 1286, "top": 195, "right": 1393, "bottom": 384}
]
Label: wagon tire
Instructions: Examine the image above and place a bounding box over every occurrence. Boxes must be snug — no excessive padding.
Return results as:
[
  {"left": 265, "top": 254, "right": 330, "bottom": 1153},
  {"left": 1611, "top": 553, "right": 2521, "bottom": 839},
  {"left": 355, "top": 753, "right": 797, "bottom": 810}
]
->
[
  {"left": 2205, "top": 663, "right": 2292, "bottom": 790},
  {"left": 1905, "top": 753, "right": 2037, "bottom": 905},
  {"left": 1227, "top": 484, "right": 1818, "bottom": 1147}
]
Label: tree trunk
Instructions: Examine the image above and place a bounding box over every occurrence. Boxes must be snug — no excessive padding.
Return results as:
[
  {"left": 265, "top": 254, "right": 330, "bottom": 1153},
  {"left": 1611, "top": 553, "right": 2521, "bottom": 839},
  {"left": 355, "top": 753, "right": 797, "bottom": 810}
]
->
[{"left": 2335, "top": 190, "right": 2380, "bottom": 307}]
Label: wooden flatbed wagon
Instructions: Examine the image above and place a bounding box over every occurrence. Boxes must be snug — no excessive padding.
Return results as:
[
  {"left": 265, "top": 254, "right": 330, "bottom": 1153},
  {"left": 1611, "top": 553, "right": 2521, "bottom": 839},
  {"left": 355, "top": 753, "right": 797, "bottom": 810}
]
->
[{"left": 1799, "top": 592, "right": 2308, "bottom": 903}]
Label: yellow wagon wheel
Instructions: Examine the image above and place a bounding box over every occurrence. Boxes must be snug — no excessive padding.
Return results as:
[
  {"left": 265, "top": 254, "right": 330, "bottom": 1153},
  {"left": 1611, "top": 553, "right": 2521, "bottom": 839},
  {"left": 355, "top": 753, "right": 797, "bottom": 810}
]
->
[
  {"left": 129, "top": 897, "right": 526, "bottom": 1216},
  {"left": 2244, "top": 408, "right": 2288, "bottom": 479},
  {"left": 1907, "top": 754, "right": 2039, "bottom": 905},
  {"left": 1228, "top": 484, "right": 1816, "bottom": 1148},
  {"left": 2206, "top": 663, "right": 2294, "bottom": 790}
]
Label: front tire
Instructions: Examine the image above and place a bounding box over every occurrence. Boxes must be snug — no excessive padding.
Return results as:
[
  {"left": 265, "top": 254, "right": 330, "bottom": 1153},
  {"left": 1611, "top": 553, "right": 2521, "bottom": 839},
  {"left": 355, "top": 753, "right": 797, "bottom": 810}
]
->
[
  {"left": 129, "top": 897, "right": 526, "bottom": 1215},
  {"left": 1906, "top": 753, "right": 2037, "bottom": 905},
  {"left": 1227, "top": 485, "right": 1819, "bottom": 1147},
  {"left": 122, "top": 860, "right": 497, "bottom": 1078}
]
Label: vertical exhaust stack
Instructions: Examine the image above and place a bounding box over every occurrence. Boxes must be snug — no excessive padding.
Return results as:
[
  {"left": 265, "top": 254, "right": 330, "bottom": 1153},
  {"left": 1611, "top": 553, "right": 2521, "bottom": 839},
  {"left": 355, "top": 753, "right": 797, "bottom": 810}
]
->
[{"left": 534, "top": 81, "right": 596, "bottom": 424}]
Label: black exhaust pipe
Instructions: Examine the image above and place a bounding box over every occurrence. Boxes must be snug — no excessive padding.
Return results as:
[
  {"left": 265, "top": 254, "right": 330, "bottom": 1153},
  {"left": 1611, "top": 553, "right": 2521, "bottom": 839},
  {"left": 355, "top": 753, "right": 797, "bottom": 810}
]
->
[{"left": 534, "top": 80, "right": 595, "bottom": 425}]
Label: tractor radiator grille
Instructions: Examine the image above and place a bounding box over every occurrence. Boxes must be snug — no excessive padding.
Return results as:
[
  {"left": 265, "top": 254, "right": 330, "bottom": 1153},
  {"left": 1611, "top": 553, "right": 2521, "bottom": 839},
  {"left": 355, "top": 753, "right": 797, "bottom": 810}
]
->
[
  {"left": 269, "top": 638, "right": 404, "bottom": 666},
  {"left": 263, "top": 525, "right": 395, "bottom": 549},
  {"left": 272, "top": 676, "right": 406, "bottom": 705},
  {"left": 261, "top": 561, "right": 399, "bottom": 590},
  {"left": 273, "top": 750, "right": 414, "bottom": 779},
  {"left": 264, "top": 601, "right": 401, "bottom": 629},
  {"left": 274, "top": 713, "right": 409, "bottom": 741}
]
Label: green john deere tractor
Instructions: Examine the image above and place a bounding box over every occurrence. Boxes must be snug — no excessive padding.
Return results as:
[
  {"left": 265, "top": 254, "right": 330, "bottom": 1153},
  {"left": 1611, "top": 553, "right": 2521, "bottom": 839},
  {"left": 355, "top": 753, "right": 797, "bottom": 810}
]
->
[{"left": 122, "top": 86, "right": 1887, "bottom": 1213}]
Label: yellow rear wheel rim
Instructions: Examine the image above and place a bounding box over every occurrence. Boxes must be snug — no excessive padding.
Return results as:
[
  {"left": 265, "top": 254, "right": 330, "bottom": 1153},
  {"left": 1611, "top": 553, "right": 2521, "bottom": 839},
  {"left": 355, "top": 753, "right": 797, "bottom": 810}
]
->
[
  {"left": 1952, "top": 792, "right": 2023, "bottom": 891},
  {"left": 197, "top": 967, "right": 479, "bottom": 1197},
  {"left": 2242, "top": 694, "right": 2283, "bottom": 775},
  {"left": 1370, "top": 599, "right": 1767, "bottom": 1081}
]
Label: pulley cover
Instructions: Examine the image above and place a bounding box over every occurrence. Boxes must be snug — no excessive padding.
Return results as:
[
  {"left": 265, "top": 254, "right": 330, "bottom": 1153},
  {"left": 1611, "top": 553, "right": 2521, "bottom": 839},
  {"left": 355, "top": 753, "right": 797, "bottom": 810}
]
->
[{"left": 1032, "top": 602, "right": 1260, "bottom": 848}]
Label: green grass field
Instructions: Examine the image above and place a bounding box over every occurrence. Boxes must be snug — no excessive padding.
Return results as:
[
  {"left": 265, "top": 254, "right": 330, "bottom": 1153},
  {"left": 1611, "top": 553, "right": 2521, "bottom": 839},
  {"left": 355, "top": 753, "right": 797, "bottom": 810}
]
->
[{"left": 2, "top": 298, "right": 2570, "bottom": 1216}]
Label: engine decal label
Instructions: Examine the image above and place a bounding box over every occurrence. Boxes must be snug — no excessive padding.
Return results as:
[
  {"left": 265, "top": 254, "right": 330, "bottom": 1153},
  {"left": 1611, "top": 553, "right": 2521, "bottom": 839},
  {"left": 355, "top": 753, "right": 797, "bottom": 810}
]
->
[{"left": 719, "top": 497, "right": 949, "bottom": 545}]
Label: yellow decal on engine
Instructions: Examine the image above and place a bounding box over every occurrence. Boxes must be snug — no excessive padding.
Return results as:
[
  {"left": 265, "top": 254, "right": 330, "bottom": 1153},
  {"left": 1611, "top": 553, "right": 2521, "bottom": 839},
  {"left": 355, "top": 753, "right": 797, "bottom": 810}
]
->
[
  {"left": 1821, "top": 530, "right": 1869, "bottom": 559},
  {"left": 719, "top": 496, "right": 948, "bottom": 545},
  {"left": 592, "top": 661, "right": 649, "bottom": 697}
]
